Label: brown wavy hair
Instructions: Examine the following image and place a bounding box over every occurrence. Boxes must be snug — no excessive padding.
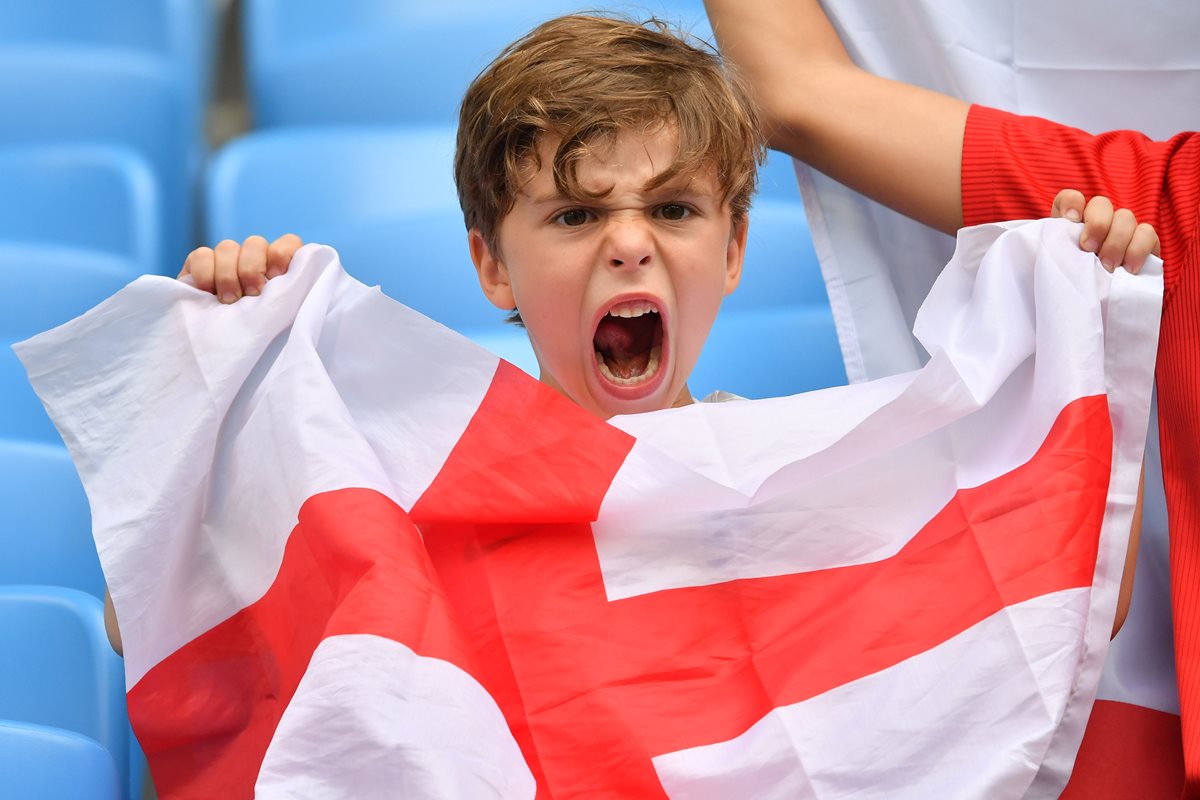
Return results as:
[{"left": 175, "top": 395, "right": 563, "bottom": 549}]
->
[{"left": 454, "top": 13, "right": 765, "bottom": 256}]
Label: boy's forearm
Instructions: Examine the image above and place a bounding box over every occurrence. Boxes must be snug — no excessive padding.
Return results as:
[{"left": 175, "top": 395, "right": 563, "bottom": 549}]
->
[
  {"left": 104, "top": 587, "right": 123, "bottom": 656},
  {"left": 705, "top": 0, "right": 969, "bottom": 234}
]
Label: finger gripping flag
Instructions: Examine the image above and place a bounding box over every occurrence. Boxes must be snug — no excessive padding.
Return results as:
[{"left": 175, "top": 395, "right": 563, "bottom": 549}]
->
[{"left": 16, "top": 219, "right": 1161, "bottom": 799}]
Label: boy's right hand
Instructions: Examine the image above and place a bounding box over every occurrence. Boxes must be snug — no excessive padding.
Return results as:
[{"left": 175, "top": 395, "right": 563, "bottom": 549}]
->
[{"left": 179, "top": 234, "right": 304, "bottom": 303}]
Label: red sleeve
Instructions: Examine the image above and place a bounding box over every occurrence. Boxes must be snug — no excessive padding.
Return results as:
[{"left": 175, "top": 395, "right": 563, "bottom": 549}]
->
[{"left": 961, "top": 104, "right": 1200, "bottom": 296}]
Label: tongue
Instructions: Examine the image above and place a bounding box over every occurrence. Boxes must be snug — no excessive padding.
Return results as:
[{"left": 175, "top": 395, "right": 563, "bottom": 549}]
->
[{"left": 594, "top": 315, "right": 656, "bottom": 379}]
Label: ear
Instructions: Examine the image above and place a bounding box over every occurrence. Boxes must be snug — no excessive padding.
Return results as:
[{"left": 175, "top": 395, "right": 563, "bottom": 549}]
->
[
  {"left": 724, "top": 217, "right": 748, "bottom": 296},
  {"left": 469, "top": 229, "right": 516, "bottom": 310}
]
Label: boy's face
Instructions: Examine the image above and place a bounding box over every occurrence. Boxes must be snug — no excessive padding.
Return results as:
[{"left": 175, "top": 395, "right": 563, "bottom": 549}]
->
[{"left": 470, "top": 126, "right": 747, "bottom": 419}]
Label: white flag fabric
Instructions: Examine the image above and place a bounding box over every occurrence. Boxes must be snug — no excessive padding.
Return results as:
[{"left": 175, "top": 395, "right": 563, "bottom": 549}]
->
[{"left": 17, "top": 219, "right": 1160, "bottom": 798}]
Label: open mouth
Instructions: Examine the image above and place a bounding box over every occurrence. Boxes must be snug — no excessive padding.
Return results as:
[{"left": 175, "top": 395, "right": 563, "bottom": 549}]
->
[{"left": 592, "top": 299, "right": 665, "bottom": 387}]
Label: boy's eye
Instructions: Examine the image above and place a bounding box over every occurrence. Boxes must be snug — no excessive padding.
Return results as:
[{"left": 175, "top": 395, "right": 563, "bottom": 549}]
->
[
  {"left": 657, "top": 203, "right": 691, "bottom": 221},
  {"left": 554, "top": 208, "right": 593, "bottom": 227}
]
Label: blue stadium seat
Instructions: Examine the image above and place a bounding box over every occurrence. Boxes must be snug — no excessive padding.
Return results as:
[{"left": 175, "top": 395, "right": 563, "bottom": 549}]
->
[
  {"left": 690, "top": 306, "right": 847, "bottom": 399},
  {"left": 244, "top": 0, "right": 714, "bottom": 127},
  {"left": 757, "top": 149, "right": 804, "bottom": 204},
  {"left": 206, "top": 127, "right": 459, "bottom": 237},
  {"left": 0, "top": 147, "right": 156, "bottom": 444},
  {"left": 0, "top": 146, "right": 162, "bottom": 278},
  {"left": 206, "top": 127, "right": 539, "bottom": 374},
  {"left": 0, "top": 245, "right": 137, "bottom": 342},
  {"left": 0, "top": 719, "right": 120, "bottom": 800},
  {"left": 0, "top": 248, "right": 138, "bottom": 444},
  {"left": 0, "top": 0, "right": 216, "bottom": 123},
  {"left": 728, "top": 200, "right": 833, "bottom": 313},
  {"left": 690, "top": 200, "right": 847, "bottom": 399},
  {"left": 0, "top": 345, "right": 60, "bottom": 444},
  {"left": 0, "top": 440, "right": 102, "bottom": 598},
  {"left": 0, "top": 586, "right": 135, "bottom": 797},
  {"left": 0, "top": 51, "right": 202, "bottom": 268}
]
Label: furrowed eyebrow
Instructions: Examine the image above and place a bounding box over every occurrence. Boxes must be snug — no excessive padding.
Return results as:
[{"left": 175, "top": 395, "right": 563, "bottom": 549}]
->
[
  {"left": 645, "top": 171, "right": 719, "bottom": 199},
  {"left": 524, "top": 182, "right": 712, "bottom": 207},
  {"left": 654, "top": 184, "right": 707, "bottom": 199},
  {"left": 524, "top": 190, "right": 573, "bottom": 206}
]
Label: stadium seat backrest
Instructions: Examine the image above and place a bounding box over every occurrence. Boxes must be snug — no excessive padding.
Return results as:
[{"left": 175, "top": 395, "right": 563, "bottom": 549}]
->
[
  {"left": 0, "top": 587, "right": 131, "bottom": 794},
  {"left": 690, "top": 305, "right": 847, "bottom": 399},
  {"left": 0, "top": 719, "right": 120, "bottom": 800},
  {"left": 757, "top": 148, "right": 805, "bottom": 203},
  {"left": 0, "top": 146, "right": 161, "bottom": 445},
  {"left": 0, "top": 345, "right": 61, "bottom": 444},
  {"left": 0, "top": 146, "right": 161, "bottom": 276},
  {"left": 0, "top": 441, "right": 102, "bottom": 598},
  {"left": 689, "top": 198, "right": 847, "bottom": 399},
  {"left": 208, "top": 127, "right": 542, "bottom": 372},
  {"left": 0, "top": 0, "right": 215, "bottom": 109},
  {"left": 0, "top": 245, "right": 141, "bottom": 341},
  {"left": 0, "top": 52, "right": 200, "bottom": 268},
  {"left": 206, "top": 128, "right": 501, "bottom": 329},
  {"left": 207, "top": 127, "right": 459, "bottom": 235},
  {"left": 731, "top": 199, "right": 832, "bottom": 312}
]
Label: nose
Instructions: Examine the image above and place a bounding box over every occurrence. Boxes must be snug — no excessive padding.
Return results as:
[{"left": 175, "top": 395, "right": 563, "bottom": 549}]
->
[{"left": 604, "top": 216, "right": 654, "bottom": 269}]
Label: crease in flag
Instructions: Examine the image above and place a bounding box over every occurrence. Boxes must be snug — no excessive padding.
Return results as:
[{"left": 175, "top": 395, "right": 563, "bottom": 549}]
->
[{"left": 14, "top": 218, "right": 1161, "bottom": 799}]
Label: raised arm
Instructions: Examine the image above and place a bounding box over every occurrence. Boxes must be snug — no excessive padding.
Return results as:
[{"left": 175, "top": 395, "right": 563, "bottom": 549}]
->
[{"left": 704, "top": 0, "right": 969, "bottom": 233}]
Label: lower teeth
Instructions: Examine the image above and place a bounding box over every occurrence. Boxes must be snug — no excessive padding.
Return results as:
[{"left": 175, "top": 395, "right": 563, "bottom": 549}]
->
[{"left": 596, "top": 345, "right": 662, "bottom": 385}]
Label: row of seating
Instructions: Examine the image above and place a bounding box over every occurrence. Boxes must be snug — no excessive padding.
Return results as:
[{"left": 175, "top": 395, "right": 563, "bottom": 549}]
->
[
  {"left": 0, "top": 4, "right": 214, "bottom": 796},
  {"left": 0, "top": 587, "right": 130, "bottom": 799},
  {"left": 0, "top": 2, "right": 214, "bottom": 271}
]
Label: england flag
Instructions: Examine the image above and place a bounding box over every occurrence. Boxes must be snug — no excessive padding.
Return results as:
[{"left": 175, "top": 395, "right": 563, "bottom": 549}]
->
[{"left": 17, "top": 219, "right": 1160, "bottom": 798}]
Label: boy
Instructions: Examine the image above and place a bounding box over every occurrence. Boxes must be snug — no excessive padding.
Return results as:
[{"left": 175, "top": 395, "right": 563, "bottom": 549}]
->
[
  {"left": 108, "top": 14, "right": 1156, "bottom": 662},
  {"left": 108, "top": 13, "right": 763, "bottom": 652},
  {"left": 105, "top": 12, "right": 1147, "bottom": 654},
  {"left": 95, "top": 15, "right": 1159, "bottom": 797},
  {"left": 186, "top": 15, "right": 758, "bottom": 421}
]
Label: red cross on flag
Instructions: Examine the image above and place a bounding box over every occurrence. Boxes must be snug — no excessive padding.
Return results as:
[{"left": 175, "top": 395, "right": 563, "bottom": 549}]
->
[{"left": 18, "top": 219, "right": 1161, "bottom": 798}]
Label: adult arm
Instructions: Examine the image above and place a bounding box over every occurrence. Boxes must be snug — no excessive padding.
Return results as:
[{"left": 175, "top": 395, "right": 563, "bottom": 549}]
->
[
  {"left": 704, "top": 1, "right": 1196, "bottom": 256},
  {"left": 704, "top": 0, "right": 969, "bottom": 233}
]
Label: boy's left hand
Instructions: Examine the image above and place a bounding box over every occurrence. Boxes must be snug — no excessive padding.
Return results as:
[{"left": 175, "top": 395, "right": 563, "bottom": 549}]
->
[
  {"left": 1051, "top": 189, "right": 1160, "bottom": 274},
  {"left": 179, "top": 234, "right": 303, "bottom": 303}
]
